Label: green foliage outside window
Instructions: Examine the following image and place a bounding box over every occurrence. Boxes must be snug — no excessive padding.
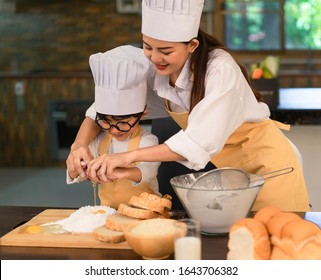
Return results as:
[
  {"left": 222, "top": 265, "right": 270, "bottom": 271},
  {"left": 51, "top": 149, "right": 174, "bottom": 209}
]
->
[
  {"left": 222, "top": 0, "right": 321, "bottom": 50},
  {"left": 285, "top": 0, "right": 321, "bottom": 49}
]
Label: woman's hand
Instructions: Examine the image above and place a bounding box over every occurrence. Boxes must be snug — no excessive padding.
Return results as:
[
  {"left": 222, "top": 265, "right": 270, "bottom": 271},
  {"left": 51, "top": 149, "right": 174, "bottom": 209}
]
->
[
  {"left": 86, "top": 152, "right": 134, "bottom": 183},
  {"left": 66, "top": 144, "right": 94, "bottom": 179}
]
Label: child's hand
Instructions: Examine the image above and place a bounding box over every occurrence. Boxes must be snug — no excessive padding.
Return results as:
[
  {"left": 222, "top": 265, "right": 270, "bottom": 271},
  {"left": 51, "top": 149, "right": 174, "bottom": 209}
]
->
[{"left": 66, "top": 145, "right": 93, "bottom": 179}]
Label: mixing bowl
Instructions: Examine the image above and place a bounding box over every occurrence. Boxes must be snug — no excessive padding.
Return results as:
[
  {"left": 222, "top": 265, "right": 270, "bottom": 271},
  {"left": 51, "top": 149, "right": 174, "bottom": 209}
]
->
[{"left": 170, "top": 169, "right": 266, "bottom": 235}]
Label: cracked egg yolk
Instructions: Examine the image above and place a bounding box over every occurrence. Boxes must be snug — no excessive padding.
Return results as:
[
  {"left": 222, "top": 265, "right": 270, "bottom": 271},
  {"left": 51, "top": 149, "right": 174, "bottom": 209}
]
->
[
  {"left": 26, "top": 225, "right": 44, "bottom": 234},
  {"left": 93, "top": 209, "right": 106, "bottom": 214}
]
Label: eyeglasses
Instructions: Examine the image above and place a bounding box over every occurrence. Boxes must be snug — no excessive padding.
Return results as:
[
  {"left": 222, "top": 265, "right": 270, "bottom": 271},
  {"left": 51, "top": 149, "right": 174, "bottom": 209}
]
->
[{"left": 95, "top": 110, "right": 144, "bottom": 132}]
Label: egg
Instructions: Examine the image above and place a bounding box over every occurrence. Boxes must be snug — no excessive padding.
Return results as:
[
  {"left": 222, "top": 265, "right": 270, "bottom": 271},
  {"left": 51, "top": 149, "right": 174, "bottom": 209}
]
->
[
  {"left": 25, "top": 225, "right": 44, "bottom": 234},
  {"left": 93, "top": 209, "right": 106, "bottom": 214},
  {"left": 25, "top": 224, "right": 64, "bottom": 234}
]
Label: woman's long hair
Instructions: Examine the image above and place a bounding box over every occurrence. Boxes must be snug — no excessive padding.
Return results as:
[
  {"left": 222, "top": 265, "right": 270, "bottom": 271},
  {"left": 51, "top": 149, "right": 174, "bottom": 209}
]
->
[{"left": 189, "top": 29, "right": 262, "bottom": 111}]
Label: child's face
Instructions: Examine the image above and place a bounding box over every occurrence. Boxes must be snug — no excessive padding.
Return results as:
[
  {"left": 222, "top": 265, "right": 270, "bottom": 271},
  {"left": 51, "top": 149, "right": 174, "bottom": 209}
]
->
[{"left": 98, "top": 115, "right": 140, "bottom": 141}]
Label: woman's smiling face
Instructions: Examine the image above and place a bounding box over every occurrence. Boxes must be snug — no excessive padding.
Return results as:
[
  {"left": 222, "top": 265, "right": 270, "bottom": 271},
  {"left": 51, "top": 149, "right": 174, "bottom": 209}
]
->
[{"left": 142, "top": 35, "right": 199, "bottom": 84}]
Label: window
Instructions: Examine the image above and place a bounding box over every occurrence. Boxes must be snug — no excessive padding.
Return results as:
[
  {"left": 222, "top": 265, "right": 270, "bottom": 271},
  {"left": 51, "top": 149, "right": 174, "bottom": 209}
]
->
[
  {"left": 220, "top": 0, "right": 321, "bottom": 51},
  {"left": 285, "top": 0, "right": 321, "bottom": 50}
]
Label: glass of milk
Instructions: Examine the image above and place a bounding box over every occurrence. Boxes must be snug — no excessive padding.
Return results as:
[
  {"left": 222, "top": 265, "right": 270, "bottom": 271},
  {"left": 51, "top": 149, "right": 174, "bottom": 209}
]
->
[{"left": 174, "top": 219, "right": 201, "bottom": 260}]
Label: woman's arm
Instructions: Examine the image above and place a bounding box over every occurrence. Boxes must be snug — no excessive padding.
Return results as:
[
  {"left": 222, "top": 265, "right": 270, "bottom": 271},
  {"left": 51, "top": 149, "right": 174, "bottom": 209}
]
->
[{"left": 66, "top": 116, "right": 101, "bottom": 178}]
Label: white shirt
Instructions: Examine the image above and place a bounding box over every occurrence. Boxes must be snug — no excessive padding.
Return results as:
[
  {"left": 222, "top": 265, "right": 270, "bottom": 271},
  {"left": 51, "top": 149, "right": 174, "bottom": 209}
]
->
[
  {"left": 66, "top": 128, "right": 160, "bottom": 195},
  {"left": 86, "top": 49, "right": 270, "bottom": 171}
]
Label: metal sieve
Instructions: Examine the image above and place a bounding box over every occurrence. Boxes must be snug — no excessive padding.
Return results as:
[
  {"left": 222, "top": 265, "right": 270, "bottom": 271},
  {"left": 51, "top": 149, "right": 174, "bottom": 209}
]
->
[{"left": 191, "top": 167, "right": 294, "bottom": 190}]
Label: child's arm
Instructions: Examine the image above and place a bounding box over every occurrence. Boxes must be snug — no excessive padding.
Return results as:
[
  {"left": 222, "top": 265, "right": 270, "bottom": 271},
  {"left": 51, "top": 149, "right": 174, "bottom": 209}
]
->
[
  {"left": 66, "top": 116, "right": 101, "bottom": 179},
  {"left": 66, "top": 131, "right": 103, "bottom": 184}
]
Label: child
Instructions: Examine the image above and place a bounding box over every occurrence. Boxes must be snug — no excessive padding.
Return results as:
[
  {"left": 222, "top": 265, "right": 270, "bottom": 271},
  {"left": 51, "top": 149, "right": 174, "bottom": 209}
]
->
[{"left": 67, "top": 45, "right": 160, "bottom": 209}]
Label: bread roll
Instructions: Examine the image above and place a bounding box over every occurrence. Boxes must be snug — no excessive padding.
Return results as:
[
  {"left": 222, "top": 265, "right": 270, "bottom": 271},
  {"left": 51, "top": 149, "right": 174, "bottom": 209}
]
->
[
  {"left": 270, "top": 244, "right": 295, "bottom": 260},
  {"left": 270, "top": 234, "right": 297, "bottom": 259},
  {"left": 227, "top": 218, "right": 271, "bottom": 260},
  {"left": 106, "top": 212, "right": 141, "bottom": 232},
  {"left": 92, "top": 225, "right": 125, "bottom": 243},
  {"left": 266, "top": 212, "right": 301, "bottom": 238},
  {"left": 271, "top": 219, "right": 321, "bottom": 260},
  {"left": 281, "top": 219, "right": 321, "bottom": 243},
  {"left": 296, "top": 238, "right": 321, "bottom": 260},
  {"left": 254, "top": 206, "right": 281, "bottom": 226}
]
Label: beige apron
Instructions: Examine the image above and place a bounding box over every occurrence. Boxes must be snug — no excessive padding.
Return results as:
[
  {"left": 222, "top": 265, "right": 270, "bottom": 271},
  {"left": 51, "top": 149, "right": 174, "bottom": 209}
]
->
[
  {"left": 98, "top": 126, "right": 155, "bottom": 209},
  {"left": 165, "top": 100, "right": 310, "bottom": 211}
]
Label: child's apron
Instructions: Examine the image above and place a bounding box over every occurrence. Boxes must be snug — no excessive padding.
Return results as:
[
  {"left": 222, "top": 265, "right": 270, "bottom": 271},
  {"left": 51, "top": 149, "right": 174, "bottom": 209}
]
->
[
  {"left": 98, "top": 126, "right": 154, "bottom": 209},
  {"left": 164, "top": 101, "right": 309, "bottom": 211}
]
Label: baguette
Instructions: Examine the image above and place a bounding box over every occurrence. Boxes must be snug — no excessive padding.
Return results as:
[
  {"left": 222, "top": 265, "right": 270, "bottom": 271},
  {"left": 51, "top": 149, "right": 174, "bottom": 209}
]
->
[
  {"left": 92, "top": 225, "right": 125, "bottom": 243},
  {"left": 106, "top": 212, "right": 141, "bottom": 232},
  {"left": 227, "top": 218, "right": 271, "bottom": 260}
]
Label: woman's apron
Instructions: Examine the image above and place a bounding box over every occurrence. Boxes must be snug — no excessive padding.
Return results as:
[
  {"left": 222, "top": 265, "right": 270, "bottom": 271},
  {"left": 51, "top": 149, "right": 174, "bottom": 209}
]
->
[
  {"left": 164, "top": 101, "right": 310, "bottom": 211},
  {"left": 98, "top": 126, "right": 155, "bottom": 209}
]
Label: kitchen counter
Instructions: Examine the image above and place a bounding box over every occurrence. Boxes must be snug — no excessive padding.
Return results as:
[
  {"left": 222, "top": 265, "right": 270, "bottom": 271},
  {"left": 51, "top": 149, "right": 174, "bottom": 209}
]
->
[
  {"left": 0, "top": 206, "right": 228, "bottom": 260},
  {"left": 1, "top": 206, "right": 320, "bottom": 260}
]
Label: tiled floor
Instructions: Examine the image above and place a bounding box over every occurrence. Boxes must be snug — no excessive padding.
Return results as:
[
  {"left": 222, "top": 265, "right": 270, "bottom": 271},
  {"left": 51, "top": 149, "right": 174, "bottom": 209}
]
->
[{"left": 0, "top": 168, "right": 96, "bottom": 207}]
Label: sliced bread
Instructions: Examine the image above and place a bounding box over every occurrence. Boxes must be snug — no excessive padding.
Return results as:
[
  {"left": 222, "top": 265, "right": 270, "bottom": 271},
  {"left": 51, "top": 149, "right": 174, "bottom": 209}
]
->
[
  {"left": 118, "top": 203, "right": 161, "bottom": 219},
  {"left": 139, "top": 192, "right": 172, "bottom": 210},
  {"left": 129, "top": 195, "right": 166, "bottom": 214},
  {"left": 92, "top": 225, "right": 125, "bottom": 243},
  {"left": 106, "top": 212, "right": 141, "bottom": 232}
]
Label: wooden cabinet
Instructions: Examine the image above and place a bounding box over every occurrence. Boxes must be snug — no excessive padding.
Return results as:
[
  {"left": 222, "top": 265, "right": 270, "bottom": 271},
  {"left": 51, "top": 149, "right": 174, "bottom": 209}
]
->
[{"left": 0, "top": 73, "right": 93, "bottom": 167}]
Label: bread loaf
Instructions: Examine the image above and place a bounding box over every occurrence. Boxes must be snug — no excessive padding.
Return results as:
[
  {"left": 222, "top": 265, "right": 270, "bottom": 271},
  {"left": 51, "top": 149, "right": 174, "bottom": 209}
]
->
[
  {"left": 227, "top": 207, "right": 321, "bottom": 260},
  {"left": 106, "top": 212, "right": 141, "bottom": 232},
  {"left": 227, "top": 218, "right": 271, "bottom": 260},
  {"left": 253, "top": 206, "right": 281, "bottom": 226},
  {"left": 92, "top": 225, "right": 125, "bottom": 243}
]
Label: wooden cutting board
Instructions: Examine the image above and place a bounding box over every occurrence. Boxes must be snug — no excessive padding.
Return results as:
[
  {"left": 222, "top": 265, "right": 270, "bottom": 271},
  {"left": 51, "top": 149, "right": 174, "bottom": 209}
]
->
[{"left": 0, "top": 209, "right": 131, "bottom": 249}]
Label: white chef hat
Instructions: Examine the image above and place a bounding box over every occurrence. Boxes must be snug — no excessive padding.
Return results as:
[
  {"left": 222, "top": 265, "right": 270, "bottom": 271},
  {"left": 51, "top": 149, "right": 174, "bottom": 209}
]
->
[
  {"left": 141, "top": 0, "right": 204, "bottom": 42},
  {"left": 89, "top": 45, "right": 151, "bottom": 116}
]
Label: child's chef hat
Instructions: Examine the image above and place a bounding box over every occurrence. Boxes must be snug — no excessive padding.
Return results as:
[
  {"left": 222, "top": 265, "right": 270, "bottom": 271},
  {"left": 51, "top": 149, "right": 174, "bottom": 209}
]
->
[
  {"left": 89, "top": 45, "right": 151, "bottom": 116},
  {"left": 141, "top": 0, "right": 204, "bottom": 42}
]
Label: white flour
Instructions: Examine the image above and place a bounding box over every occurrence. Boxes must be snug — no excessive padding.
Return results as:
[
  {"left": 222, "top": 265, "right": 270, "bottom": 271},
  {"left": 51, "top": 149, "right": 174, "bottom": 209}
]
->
[{"left": 43, "top": 205, "right": 116, "bottom": 233}]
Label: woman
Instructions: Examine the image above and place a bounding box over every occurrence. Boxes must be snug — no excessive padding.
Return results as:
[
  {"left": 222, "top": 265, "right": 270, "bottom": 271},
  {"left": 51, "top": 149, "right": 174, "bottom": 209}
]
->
[{"left": 67, "top": 0, "right": 309, "bottom": 211}]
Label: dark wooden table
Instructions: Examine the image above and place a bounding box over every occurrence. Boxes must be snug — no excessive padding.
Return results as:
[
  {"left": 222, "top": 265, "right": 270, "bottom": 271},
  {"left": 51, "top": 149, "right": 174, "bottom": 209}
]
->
[{"left": 0, "top": 206, "right": 229, "bottom": 260}]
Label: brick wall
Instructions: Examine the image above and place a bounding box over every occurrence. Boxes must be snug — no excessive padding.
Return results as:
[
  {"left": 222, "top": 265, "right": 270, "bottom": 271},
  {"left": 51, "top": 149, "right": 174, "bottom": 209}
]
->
[{"left": 0, "top": 0, "right": 142, "bottom": 73}]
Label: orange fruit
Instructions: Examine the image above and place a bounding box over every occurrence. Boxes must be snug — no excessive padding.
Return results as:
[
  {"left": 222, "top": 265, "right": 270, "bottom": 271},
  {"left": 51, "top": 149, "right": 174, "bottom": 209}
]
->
[{"left": 252, "top": 68, "right": 263, "bottom": 79}]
